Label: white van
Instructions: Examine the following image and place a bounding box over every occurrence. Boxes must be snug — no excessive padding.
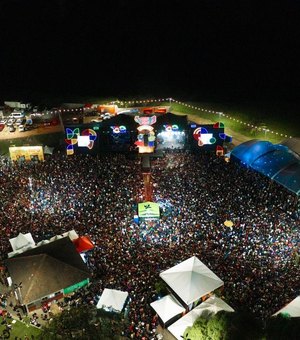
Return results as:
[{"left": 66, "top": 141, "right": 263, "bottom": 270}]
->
[{"left": 9, "top": 112, "right": 25, "bottom": 119}]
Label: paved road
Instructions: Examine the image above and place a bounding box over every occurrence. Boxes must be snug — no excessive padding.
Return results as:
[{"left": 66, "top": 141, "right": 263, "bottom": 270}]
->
[{"left": 0, "top": 124, "right": 64, "bottom": 141}]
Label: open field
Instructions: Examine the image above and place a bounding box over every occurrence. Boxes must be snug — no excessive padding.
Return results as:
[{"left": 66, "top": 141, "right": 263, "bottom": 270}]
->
[{"left": 0, "top": 316, "right": 41, "bottom": 339}]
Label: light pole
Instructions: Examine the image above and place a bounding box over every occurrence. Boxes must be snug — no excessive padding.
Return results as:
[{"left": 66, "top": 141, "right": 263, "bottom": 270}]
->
[{"left": 14, "top": 282, "right": 23, "bottom": 305}]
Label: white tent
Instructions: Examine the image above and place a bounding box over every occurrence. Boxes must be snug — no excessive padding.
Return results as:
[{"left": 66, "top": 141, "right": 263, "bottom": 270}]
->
[
  {"left": 160, "top": 256, "right": 224, "bottom": 305},
  {"left": 168, "top": 295, "right": 234, "bottom": 340},
  {"left": 150, "top": 294, "right": 185, "bottom": 325},
  {"left": 273, "top": 296, "right": 300, "bottom": 317},
  {"left": 96, "top": 288, "right": 128, "bottom": 313},
  {"left": 9, "top": 233, "right": 35, "bottom": 252},
  {"left": 43, "top": 145, "right": 54, "bottom": 155}
]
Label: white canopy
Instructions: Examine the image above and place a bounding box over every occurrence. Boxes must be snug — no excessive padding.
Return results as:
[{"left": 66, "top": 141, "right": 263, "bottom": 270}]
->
[
  {"left": 96, "top": 288, "right": 128, "bottom": 313},
  {"left": 273, "top": 296, "right": 300, "bottom": 317},
  {"left": 9, "top": 233, "right": 35, "bottom": 252},
  {"left": 160, "top": 256, "right": 224, "bottom": 305},
  {"left": 168, "top": 295, "right": 234, "bottom": 340},
  {"left": 43, "top": 145, "right": 54, "bottom": 155},
  {"left": 150, "top": 294, "right": 185, "bottom": 324}
]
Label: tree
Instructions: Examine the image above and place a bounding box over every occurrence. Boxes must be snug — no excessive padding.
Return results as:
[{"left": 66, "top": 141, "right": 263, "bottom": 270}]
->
[
  {"left": 38, "top": 305, "right": 126, "bottom": 340},
  {"left": 183, "top": 310, "right": 263, "bottom": 340},
  {"left": 265, "top": 314, "right": 300, "bottom": 340}
]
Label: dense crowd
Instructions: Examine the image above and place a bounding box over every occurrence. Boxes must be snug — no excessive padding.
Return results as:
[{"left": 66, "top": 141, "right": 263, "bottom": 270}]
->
[{"left": 0, "top": 150, "right": 300, "bottom": 339}]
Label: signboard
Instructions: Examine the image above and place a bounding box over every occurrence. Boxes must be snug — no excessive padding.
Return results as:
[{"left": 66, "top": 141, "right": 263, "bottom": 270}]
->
[
  {"left": 63, "top": 278, "right": 89, "bottom": 295},
  {"left": 9, "top": 146, "right": 44, "bottom": 161},
  {"left": 138, "top": 201, "right": 160, "bottom": 219}
]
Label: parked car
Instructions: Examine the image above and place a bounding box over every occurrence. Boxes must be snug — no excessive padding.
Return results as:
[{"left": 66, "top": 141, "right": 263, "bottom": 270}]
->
[
  {"left": 9, "top": 125, "right": 16, "bottom": 132},
  {"left": 16, "top": 118, "right": 26, "bottom": 126},
  {"left": 7, "top": 118, "right": 15, "bottom": 126},
  {"left": 19, "top": 124, "right": 26, "bottom": 132}
]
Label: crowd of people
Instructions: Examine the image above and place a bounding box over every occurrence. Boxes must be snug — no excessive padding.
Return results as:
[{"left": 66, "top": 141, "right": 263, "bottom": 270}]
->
[{"left": 0, "top": 149, "right": 299, "bottom": 338}]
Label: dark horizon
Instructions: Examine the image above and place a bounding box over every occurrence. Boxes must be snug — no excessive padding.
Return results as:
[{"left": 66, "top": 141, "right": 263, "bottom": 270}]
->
[{"left": 1, "top": 0, "right": 300, "bottom": 109}]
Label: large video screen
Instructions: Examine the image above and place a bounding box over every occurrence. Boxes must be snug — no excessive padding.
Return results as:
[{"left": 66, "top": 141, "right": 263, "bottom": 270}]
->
[
  {"left": 65, "top": 127, "right": 98, "bottom": 155},
  {"left": 189, "top": 122, "right": 231, "bottom": 153}
]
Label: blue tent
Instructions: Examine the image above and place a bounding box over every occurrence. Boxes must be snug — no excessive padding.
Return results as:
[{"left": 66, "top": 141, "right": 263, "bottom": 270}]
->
[{"left": 231, "top": 140, "right": 300, "bottom": 195}]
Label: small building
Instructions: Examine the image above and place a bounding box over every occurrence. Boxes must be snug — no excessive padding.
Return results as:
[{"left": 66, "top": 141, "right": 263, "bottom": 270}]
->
[{"left": 5, "top": 237, "right": 90, "bottom": 313}]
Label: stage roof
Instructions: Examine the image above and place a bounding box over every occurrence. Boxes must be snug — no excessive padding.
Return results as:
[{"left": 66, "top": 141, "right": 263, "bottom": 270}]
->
[{"left": 231, "top": 140, "right": 300, "bottom": 195}]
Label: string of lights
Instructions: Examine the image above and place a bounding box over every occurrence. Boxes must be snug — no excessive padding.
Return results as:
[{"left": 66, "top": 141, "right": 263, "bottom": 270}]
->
[{"left": 50, "top": 97, "right": 292, "bottom": 139}]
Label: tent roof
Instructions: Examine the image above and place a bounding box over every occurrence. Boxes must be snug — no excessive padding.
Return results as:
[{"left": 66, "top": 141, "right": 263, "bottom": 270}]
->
[
  {"left": 12, "top": 237, "right": 89, "bottom": 274},
  {"left": 273, "top": 296, "right": 300, "bottom": 317},
  {"left": 96, "top": 288, "right": 128, "bottom": 312},
  {"left": 73, "top": 236, "right": 94, "bottom": 253},
  {"left": 150, "top": 294, "right": 185, "bottom": 324},
  {"left": 168, "top": 295, "right": 234, "bottom": 340},
  {"left": 231, "top": 139, "right": 300, "bottom": 195},
  {"left": 9, "top": 233, "right": 35, "bottom": 252},
  {"left": 5, "top": 254, "right": 89, "bottom": 305},
  {"left": 160, "top": 256, "right": 223, "bottom": 305}
]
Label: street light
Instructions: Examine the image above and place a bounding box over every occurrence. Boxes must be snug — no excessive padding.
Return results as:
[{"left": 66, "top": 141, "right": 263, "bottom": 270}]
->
[{"left": 14, "top": 282, "right": 23, "bottom": 305}]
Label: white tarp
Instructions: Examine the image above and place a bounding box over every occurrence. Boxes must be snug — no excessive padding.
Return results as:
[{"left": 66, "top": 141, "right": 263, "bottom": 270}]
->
[
  {"left": 160, "top": 256, "right": 224, "bottom": 305},
  {"left": 168, "top": 295, "right": 234, "bottom": 340},
  {"left": 150, "top": 294, "right": 185, "bottom": 324},
  {"left": 273, "top": 296, "right": 300, "bottom": 317},
  {"left": 9, "top": 233, "right": 35, "bottom": 252},
  {"left": 96, "top": 288, "right": 128, "bottom": 313}
]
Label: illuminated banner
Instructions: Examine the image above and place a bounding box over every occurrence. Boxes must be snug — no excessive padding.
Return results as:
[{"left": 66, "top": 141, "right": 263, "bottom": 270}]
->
[
  {"left": 134, "top": 116, "right": 157, "bottom": 126},
  {"left": 9, "top": 146, "right": 44, "bottom": 161},
  {"left": 65, "top": 128, "right": 97, "bottom": 155},
  {"left": 138, "top": 201, "right": 160, "bottom": 219}
]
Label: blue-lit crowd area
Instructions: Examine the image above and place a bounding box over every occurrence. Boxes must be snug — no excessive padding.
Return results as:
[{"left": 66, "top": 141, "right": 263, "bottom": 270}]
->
[{"left": 0, "top": 150, "right": 300, "bottom": 338}]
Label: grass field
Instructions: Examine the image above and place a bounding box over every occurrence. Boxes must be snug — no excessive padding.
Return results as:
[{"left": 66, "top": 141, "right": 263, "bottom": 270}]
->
[
  {"left": 0, "top": 316, "right": 41, "bottom": 339},
  {"left": 86, "top": 96, "right": 298, "bottom": 143}
]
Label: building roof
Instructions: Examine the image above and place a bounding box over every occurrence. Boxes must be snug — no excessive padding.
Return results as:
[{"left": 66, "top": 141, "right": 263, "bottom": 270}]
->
[
  {"left": 5, "top": 254, "right": 89, "bottom": 305},
  {"left": 12, "top": 236, "right": 89, "bottom": 274}
]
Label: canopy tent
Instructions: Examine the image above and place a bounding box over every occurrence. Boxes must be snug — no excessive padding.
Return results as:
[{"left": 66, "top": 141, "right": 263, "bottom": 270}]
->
[
  {"left": 231, "top": 139, "right": 300, "bottom": 195},
  {"left": 150, "top": 294, "right": 185, "bottom": 326},
  {"left": 9, "top": 233, "right": 35, "bottom": 252},
  {"left": 273, "top": 296, "right": 300, "bottom": 317},
  {"left": 96, "top": 288, "right": 128, "bottom": 313},
  {"left": 43, "top": 145, "right": 54, "bottom": 155},
  {"left": 138, "top": 201, "right": 160, "bottom": 219},
  {"left": 160, "top": 256, "right": 224, "bottom": 306},
  {"left": 73, "top": 236, "right": 94, "bottom": 253},
  {"left": 168, "top": 295, "right": 234, "bottom": 340}
]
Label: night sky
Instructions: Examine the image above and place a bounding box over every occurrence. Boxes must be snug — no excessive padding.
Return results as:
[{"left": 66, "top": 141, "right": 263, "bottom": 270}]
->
[{"left": 0, "top": 0, "right": 300, "bottom": 105}]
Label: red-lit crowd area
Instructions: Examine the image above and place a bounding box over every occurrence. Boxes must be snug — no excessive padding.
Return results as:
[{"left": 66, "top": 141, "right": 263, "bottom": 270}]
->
[{"left": 0, "top": 151, "right": 299, "bottom": 339}]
